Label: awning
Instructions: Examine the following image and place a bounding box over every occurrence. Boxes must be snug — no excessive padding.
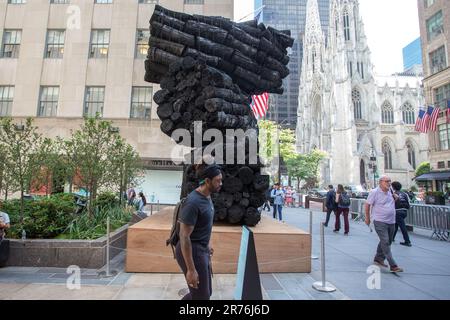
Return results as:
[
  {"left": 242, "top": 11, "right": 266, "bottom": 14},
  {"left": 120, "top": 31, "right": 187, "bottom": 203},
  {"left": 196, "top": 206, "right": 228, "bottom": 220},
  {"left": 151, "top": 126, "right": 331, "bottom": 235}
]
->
[{"left": 414, "top": 171, "right": 450, "bottom": 181}]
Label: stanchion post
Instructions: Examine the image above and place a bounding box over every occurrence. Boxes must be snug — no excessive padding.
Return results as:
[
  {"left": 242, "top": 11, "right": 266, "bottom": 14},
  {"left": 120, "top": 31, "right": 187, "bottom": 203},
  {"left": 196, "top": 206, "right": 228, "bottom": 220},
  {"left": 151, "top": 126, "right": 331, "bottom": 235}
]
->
[
  {"left": 158, "top": 200, "right": 160, "bottom": 212},
  {"left": 106, "top": 216, "right": 110, "bottom": 277},
  {"left": 310, "top": 210, "right": 318, "bottom": 260},
  {"left": 150, "top": 203, "right": 153, "bottom": 216},
  {"left": 313, "top": 222, "right": 336, "bottom": 292}
]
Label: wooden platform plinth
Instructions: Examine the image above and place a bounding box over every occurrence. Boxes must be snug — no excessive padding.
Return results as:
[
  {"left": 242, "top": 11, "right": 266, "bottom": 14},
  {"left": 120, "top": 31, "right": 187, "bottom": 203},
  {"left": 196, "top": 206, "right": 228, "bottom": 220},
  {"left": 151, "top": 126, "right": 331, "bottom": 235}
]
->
[{"left": 125, "top": 207, "right": 311, "bottom": 274}]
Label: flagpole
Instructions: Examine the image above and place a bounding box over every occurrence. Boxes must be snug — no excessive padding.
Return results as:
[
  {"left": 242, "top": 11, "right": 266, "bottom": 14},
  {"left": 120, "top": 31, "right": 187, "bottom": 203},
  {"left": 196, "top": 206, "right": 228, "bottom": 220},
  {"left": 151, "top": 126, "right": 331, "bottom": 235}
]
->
[{"left": 236, "top": 5, "right": 265, "bottom": 22}]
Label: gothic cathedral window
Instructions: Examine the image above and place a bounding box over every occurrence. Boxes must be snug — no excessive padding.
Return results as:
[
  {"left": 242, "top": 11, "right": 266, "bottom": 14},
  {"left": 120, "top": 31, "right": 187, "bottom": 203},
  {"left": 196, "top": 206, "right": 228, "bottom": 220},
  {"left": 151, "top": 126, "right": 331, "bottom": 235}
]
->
[
  {"left": 352, "top": 88, "right": 362, "bottom": 120},
  {"left": 407, "top": 142, "right": 416, "bottom": 169},
  {"left": 343, "top": 9, "right": 350, "bottom": 41},
  {"left": 382, "top": 140, "right": 393, "bottom": 170},
  {"left": 381, "top": 101, "right": 394, "bottom": 124},
  {"left": 402, "top": 102, "right": 415, "bottom": 124}
]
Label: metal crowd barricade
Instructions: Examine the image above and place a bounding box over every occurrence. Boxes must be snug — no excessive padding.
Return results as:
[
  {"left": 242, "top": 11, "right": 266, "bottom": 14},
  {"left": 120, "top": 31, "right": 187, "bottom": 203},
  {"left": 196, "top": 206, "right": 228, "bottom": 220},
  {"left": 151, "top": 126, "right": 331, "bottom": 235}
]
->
[
  {"left": 350, "top": 199, "right": 365, "bottom": 221},
  {"left": 349, "top": 199, "right": 450, "bottom": 241},
  {"left": 407, "top": 204, "right": 450, "bottom": 241}
]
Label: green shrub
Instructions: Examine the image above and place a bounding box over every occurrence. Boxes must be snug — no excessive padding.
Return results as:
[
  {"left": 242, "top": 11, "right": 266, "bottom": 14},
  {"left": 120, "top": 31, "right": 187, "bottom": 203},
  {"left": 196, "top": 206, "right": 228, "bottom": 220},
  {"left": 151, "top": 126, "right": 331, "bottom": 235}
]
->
[
  {"left": 62, "top": 206, "right": 133, "bottom": 240},
  {"left": 415, "top": 162, "right": 431, "bottom": 177},
  {"left": 92, "top": 192, "right": 120, "bottom": 211},
  {"left": 3, "top": 194, "right": 76, "bottom": 239}
]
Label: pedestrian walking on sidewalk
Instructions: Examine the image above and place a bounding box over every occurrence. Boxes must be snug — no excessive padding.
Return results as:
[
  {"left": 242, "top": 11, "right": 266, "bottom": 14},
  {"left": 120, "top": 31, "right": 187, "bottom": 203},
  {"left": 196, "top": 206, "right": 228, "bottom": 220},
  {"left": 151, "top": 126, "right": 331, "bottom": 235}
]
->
[
  {"left": 334, "top": 185, "right": 351, "bottom": 235},
  {"left": 391, "top": 181, "right": 412, "bottom": 247},
  {"left": 365, "top": 176, "right": 404, "bottom": 273},
  {"left": 271, "top": 183, "right": 285, "bottom": 221},
  {"left": 324, "top": 185, "right": 336, "bottom": 227},
  {"left": 176, "top": 163, "right": 223, "bottom": 300}
]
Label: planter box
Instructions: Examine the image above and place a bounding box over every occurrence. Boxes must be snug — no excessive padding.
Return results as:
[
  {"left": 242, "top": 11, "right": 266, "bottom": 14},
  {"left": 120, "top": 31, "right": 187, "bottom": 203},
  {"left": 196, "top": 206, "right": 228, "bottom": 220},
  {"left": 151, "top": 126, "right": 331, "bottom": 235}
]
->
[{"left": 4, "top": 224, "right": 129, "bottom": 269}]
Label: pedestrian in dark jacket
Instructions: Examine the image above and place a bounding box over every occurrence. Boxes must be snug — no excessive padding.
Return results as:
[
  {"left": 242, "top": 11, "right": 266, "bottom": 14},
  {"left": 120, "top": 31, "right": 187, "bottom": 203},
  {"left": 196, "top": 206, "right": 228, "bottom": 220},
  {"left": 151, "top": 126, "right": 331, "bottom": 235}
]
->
[
  {"left": 392, "top": 181, "right": 411, "bottom": 247},
  {"left": 324, "top": 185, "right": 336, "bottom": 227}
]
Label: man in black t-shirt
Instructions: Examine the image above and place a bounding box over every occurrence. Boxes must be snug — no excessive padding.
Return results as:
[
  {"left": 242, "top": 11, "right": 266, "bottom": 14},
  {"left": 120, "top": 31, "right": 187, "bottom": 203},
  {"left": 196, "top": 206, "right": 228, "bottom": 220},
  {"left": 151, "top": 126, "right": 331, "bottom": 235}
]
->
[{"left": 176, "top": 164, "right": 222, "bottom": 300}]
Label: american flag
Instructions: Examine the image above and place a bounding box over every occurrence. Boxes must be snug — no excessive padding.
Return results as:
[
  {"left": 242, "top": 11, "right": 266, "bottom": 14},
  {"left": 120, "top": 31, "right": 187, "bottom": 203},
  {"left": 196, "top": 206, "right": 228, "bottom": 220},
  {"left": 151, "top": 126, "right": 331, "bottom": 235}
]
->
[
  {"left": 428, "top": 105, "right": 440, "bottom": 132},
  {"left": 421, "top": 107, "right": 432, "bottom": 133},
  {"left": 415, "top": 109, "right": 426, "bottom": 132},
  {"left": 447, "top": 100, "right": 450, "bottom": 124},
  {"left": 250, "top": 92, "right": 269, "bottom": 118}
]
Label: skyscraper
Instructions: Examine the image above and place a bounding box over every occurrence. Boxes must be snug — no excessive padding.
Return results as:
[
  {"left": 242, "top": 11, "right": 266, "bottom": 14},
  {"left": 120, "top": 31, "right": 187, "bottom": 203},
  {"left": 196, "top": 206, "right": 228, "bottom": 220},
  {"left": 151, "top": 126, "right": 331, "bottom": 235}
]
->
[
  {"left": 402, "top": 37, "right": 423, "bottom": 74},
  {"left": 256, "top": 0, "right": 330, "bottom": 129}
]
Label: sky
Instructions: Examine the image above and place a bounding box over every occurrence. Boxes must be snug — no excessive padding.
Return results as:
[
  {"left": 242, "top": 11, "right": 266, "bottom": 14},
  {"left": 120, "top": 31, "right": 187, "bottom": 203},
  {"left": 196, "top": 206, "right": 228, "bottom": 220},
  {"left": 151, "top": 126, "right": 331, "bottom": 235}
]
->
[{"left": 234, "top": 0, "right": 421, "bottom": 75}]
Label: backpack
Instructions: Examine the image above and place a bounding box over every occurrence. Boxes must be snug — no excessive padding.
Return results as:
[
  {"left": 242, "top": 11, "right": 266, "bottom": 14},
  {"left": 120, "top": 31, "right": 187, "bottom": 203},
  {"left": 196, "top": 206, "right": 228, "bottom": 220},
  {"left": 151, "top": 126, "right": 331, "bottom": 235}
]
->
[
  {"left": 339, "top": 192, "right": 351, "bottom": 207},
  {"left": 166, "top": 198, "right": 187, "bottom": 258},
  {"left": 397, "top": 192, "right": 410, "bottom": 210}
]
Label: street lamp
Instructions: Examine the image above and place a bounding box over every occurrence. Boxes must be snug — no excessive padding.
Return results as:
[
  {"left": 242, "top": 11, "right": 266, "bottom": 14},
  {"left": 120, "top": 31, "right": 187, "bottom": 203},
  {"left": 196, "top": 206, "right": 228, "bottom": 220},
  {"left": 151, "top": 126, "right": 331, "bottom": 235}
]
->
[{"left": 370, "top": 147, "right": 377, "bottom": 189}]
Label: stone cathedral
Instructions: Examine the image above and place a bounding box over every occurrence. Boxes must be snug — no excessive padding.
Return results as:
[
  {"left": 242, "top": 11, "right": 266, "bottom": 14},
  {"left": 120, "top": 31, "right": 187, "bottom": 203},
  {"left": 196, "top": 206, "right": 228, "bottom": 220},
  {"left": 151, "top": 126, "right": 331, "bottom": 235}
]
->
[{"left": 296, "top": 0, "right": 429, "bottom": 189}]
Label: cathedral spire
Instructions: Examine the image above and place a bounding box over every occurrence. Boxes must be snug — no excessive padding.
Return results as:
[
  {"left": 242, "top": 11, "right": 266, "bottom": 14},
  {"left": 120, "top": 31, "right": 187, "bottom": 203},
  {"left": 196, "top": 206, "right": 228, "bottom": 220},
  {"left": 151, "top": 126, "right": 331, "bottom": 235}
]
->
[{"left": 304, "top": 0, "right": 324, "bottom": 46}]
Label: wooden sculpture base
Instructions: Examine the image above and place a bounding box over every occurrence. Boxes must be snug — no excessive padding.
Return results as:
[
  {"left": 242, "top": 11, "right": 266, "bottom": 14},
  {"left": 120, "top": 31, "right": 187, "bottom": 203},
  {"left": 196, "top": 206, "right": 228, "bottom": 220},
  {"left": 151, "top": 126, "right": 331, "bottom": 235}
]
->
[{"left": 125, "top": 207, "right": 311, "bottom": 274}]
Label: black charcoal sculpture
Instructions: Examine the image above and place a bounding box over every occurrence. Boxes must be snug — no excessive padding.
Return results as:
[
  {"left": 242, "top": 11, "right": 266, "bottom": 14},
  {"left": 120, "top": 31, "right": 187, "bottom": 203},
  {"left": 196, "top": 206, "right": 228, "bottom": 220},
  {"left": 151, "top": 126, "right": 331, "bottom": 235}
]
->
[{"left": 145, "top": 5, "right": 294, "bottom": 226}]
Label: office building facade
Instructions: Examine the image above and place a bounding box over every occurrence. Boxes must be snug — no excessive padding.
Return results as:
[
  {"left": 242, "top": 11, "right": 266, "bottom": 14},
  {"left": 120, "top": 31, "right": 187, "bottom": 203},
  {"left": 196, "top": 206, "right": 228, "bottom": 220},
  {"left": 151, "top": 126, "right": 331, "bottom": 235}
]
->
[
  {"left": 417, "top": 0, "right": 450, "bottom": 191},
  {"left": 0, "top": 0, "right": 234, "bottom": 203}
]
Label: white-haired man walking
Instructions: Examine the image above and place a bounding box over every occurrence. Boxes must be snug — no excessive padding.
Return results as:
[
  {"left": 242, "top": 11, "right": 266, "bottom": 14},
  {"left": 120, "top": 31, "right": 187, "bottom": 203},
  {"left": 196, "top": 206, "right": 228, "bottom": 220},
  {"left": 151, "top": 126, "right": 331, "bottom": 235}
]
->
[{"left": 365, "top": 175, "right": 404, "bottom": 272}]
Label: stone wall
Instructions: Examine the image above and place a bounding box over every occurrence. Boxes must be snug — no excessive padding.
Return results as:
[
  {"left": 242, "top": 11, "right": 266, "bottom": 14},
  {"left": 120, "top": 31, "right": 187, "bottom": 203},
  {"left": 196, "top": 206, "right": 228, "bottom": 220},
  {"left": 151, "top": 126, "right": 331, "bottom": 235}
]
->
[{"left": 5, "top": 224, "right": 128, "bottom": 269}]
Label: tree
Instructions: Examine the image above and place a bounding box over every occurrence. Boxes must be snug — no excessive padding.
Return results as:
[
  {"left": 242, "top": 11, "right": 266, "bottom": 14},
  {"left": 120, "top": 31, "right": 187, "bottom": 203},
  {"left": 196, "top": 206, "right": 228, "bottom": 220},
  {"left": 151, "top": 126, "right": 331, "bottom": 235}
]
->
[
  {"left": 67, "top": 115, "right": 142, "bottom": 214},
  {"left": 258, "top": 120, "right": 298, "bottom": 183},
  {"left": 0, "top": 118, "right": 43, "bottom": 221},
  {"left": 285, "top": 149, "right": 327, "bottom": 190},
  {"left": 0, "top": 143, "right": 15, "bottom": 200},
  {"left": 279, "top": 128, "right": 297, "bottom": 161},
  {"left": 415, "top": 161, "right": 431, "bottom": 178},
  {"left": 109, "top": 136, "right": 143, "bottom": 206},
  {"left": 258, "top": 120, "right": 278, "bottom": 163},
  {"left": 33, "top": 138, "right": 69, "bottom": 196}
]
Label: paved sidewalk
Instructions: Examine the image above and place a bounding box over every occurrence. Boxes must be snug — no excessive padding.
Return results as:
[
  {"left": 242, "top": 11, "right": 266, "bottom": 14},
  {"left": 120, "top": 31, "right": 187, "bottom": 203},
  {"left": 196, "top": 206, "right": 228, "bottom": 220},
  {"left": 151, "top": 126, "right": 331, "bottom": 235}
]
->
[{"left": 1, "top": 206, "right": 449, "bottom": 300}]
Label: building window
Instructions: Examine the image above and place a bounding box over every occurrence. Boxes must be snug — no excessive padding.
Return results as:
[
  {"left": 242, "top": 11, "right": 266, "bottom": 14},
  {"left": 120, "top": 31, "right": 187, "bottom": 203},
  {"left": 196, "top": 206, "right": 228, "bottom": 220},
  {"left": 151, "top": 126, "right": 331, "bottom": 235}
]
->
[
  {"left": 95, "top": 0, "right": 112, "bottom": 3},
  {"left": 407, "top": 142, "right": 416, "bottom": 169},
  {"left": 424, "top": 0, "right": 436, "bottom": 8},
  {"left": 439, "top": 124, "right": 450, "bottom": 151},
  {"left": 139, "top": 0, "right": 158, "bottom": 3},
  {"left": 381, "top": 101, "right": 394, "bottom": 124},
  {"left": 84, "top": 87, "right": 104, "bottom": 117},
  {"left": 382, "top": 140, "right": 393, "bottom": 170},
  {"left": 348, "top": 61, "right": 353, "bottom": 77},
  {"left": 38, "top": 87, "right": 59, "bottom": 117},
  {"left": 50, "top": 0, "right": 70, "bottom": 3},
  {"left": 1, "top": 30, "right": 21, "bottom": 58},
  {"left": 312, "top": 49, "right": 316, "bottom": 73},
  {"left": 402, "top": 102, "right": 415, "bottom": 124},
  {"left": 184, "top": 0, "right": 204, "bottom": 4},
  {"left": 136, "top": 29, "right": 150, "bottom": 59},
  {"left": 429, "top": 46, "right": 447, "bottom": 75},
  {"left": 90, "top": 30, "right": 110, "bottom": 58},
  {"left": 434, "top": 84, "right": 450, "bottom": 110},
  {"left": 352, "top": 88, "right": 362, "bottom": 120},
  {"left": 343, "top": 9, "right": 350, "bottom": 41},
  {"left": 45, "top": 30, "right": 65, "bottom": 59},
  {"left": 131, "top": 87, "right": 152, "bottom": 120},
  {"left": 426, "top": 10, "right": 443, "bottom": 41},
  {"left": 357, "top": 62, "right": 364, "bottom": 79},
  {"left": 8, "top": 0, "right": 26, "bottom": 3},
  {"left": 438, "top": 161, "right": 445, "bottom": 169},
  {"left": 335, "top": 16, "right": 339, "bottom": 39},
  {"left": 0, "top": 86, "right": 14, "bottom": 117}
]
